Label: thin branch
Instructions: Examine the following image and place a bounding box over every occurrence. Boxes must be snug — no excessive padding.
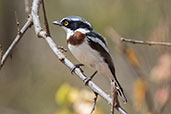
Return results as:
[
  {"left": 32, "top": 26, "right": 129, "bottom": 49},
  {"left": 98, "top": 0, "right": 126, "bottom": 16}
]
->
[
  {"left": 31, "top": 0, "right": 127, "bottom": 114},
  {"left": 111, "top": 80, "right": 116, "bottom": 114},
  {"left": 41, "top": 0, "right": 50, "bottom": 36},
  {"left": 0, "top": 16, "right": 33, "bottom": 69},
  {"left": 121, "top": 37, "right": 171, "bottom": 47},
  {"left": 90, "top": 92, "right": 98, "bottom": 114},
  {"left": 57, "top": 46, "right": 67, "bottom": 53}
]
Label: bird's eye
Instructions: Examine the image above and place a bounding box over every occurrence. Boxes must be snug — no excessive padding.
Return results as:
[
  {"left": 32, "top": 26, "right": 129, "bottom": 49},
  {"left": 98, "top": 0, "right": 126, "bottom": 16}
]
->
[{"left": 64, "top": 21, "right": 69, "bottom": 26}]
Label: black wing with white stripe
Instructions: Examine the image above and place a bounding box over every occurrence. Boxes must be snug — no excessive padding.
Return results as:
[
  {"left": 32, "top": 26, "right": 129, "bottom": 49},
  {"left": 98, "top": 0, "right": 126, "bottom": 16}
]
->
[
  {"left": 86, "top": 31, "right": 127, "bottom": 103},
  {"left": 86, "top": 30, "right": 108, "bottom": 47}
]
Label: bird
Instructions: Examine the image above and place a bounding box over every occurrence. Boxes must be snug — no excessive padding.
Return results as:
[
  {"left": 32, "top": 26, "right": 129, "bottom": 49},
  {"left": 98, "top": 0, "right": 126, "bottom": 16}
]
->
[{"left": 52, "top": 16, "right": 127, "bottom": 103}]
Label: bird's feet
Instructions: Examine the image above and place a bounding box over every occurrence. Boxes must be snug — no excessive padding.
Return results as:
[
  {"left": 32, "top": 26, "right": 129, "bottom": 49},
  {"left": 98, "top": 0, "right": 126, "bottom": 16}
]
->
[
  {"left": 83, "top": 71, "right": 98, "bottom": 85},
  {"left": 71, "top": 64, "right": 84, "bottom": 74}
]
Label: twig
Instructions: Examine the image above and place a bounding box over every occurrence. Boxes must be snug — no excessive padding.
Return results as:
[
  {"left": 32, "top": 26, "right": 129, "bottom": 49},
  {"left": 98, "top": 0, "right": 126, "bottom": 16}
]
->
[
  {"left": 41, "top": 0, "right": 50, "bottom": 36},
  {"left": 111, "top": 80, "right": 116, "bottom": 114},
  {"left": 90, "top": 92, "right": 98, "bottom": 114},
  {"left": 0, "top": 16, "right": 33, "bottom": 69},
  {"left": 31, "top": 0, "right": 127, "bottom": 114},
  {"left": 121, "top": 37, "right": 171, "bottom": 47},
  {"left": 57, "top": 46, "right": 67, "bottom": 53}
]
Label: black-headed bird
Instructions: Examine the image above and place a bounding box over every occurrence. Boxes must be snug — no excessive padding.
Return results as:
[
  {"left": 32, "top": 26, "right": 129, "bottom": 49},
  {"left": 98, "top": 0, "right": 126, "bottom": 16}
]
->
[{"left": 53, "top": 16, "right": 127, "bottom": 103}]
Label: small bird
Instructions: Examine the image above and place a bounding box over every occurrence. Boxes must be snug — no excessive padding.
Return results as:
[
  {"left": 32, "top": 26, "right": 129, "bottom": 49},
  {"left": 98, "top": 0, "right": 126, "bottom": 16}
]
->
[{"left": 53, "top": 16, "right": 127, "bottom": 103}]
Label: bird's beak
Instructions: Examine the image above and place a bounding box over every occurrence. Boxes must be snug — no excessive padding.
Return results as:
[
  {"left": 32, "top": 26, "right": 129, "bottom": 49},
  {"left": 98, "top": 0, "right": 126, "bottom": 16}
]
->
[{"left": 52, "top": 21, "right": 62, "bottom": 26}]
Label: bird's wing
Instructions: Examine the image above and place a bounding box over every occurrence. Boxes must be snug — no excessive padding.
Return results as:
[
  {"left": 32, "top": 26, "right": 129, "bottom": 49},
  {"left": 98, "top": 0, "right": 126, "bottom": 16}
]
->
[
  {"left": 86, "top": 31, "right": 108, "bottom": 46},
  {"left": 86, "top": 32, "right": 116, "bottom": 77},
  {"left": 86, "top": 32, "right": 127, "bottom": 103}
]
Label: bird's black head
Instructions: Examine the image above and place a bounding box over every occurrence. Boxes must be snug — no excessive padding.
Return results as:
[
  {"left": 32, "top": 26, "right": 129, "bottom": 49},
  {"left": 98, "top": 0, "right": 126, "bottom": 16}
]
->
[{"left": 53, "top": 16, "right": 93, "bottom": 31}]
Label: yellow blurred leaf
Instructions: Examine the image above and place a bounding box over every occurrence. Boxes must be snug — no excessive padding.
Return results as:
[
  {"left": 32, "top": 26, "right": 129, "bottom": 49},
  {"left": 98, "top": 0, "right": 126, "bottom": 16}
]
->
[
  {"left": 55, "top": 85, "right": 103, "bottom": 114},
  {"left": 56, "top": 83, "right": 71, "bottom": 105},
  {"left": 133, "top": 78, "right": 147, "bottom": 111},
  {"left": 124, "top": 47, "right": 140, "bottom": 67}
]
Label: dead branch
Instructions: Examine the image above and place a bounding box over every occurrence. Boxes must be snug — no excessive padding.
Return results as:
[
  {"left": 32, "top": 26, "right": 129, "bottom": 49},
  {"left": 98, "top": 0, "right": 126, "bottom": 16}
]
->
[
  {"left": 121, "top": 37, "right": 171, "bottom": 47},
  {"left": 41, "top": 0, "right": 50, "bottom": 36},
  {"left": 0, "top": 16, "right": 33, "bottom": 69},
  {"left": 57, "top": 46, "right": 67, "bottom": 53},
  {"left": 111, "top": 80, "right": 116, "bottom": 114},
  {"left": 31, "top": 0, "right": 127, "bottom": 114}
]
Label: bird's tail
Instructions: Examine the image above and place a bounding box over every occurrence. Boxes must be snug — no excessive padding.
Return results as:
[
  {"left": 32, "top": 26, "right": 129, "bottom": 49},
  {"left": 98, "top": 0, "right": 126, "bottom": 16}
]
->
[{"left": 113, "top": 79, "right": 127, "bottom": 103}]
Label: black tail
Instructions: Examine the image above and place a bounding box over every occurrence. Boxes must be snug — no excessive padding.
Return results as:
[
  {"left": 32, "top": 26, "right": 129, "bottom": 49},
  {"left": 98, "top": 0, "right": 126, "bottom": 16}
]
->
[{"left": 113, "top": 77, "right": 127, "bottom": 103}]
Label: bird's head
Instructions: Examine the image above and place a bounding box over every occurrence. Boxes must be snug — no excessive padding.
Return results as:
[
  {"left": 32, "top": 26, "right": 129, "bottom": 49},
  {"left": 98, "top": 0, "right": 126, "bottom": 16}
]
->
[{"left": 53, "top": 16, "right": 93, "bottom": 38}]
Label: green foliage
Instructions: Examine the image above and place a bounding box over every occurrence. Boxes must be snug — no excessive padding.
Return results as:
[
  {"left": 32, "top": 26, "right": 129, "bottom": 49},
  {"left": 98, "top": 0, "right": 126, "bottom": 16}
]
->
[{"left": 56, "top": 83, "right": 71, "bottom": 105}]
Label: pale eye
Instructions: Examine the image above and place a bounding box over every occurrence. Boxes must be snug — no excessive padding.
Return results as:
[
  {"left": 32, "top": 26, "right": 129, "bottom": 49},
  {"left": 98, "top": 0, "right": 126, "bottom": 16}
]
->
[{"left": 64, "top": 21, "right": 69, "bottom": 26}]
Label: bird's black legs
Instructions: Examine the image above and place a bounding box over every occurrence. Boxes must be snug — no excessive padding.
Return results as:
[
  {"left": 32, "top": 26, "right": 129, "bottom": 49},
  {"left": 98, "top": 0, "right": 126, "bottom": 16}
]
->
[
  {"left": 71, "top": 64, "right": 84, "bottom": 74},
  {"left": 71, "top": 64, "right": 98, "bottom": 85},
  {"left": 84, "top": 70, "right": 98, "bottom": 85}
]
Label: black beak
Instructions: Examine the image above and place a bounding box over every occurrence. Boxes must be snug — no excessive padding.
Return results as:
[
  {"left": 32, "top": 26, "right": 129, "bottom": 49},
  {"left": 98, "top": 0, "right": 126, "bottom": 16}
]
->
[{"left": 52, "top": 21, "right": 62, "bottom": 26}]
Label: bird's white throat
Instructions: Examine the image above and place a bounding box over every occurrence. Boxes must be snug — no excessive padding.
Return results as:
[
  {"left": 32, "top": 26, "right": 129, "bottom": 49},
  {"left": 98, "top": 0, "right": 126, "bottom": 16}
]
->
[{"left": 63, "top": 27, "right": 90, "bottom": 39}]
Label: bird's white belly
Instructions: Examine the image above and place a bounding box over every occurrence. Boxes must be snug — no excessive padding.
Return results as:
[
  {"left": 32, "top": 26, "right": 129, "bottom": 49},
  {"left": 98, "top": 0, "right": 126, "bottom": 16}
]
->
[{"left": 68, "top": 41, "right": 112, "bottom": 78}]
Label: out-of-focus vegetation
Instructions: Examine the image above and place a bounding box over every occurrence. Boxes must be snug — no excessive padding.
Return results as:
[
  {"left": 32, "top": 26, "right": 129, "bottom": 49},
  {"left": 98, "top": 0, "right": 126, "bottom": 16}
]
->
[
  {"left": 55, "top": 83, "right": 103, "bottom": 114},
  {"left": 0, "top": 0, "right": 170, "bottom": 114}
]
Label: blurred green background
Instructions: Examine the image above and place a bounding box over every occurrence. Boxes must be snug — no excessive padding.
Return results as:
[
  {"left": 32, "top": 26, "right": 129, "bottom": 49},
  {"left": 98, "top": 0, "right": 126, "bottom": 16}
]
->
[{"left": 0, "top": 0, "right": 170, "bottom": 114}]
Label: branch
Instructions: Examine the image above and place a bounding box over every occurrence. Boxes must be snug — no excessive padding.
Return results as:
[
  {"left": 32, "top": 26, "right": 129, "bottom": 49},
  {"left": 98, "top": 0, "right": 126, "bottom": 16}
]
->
[
  {"left": 121, "top": 37, "right": 171, "bottom": 47},
  {"left": 90, "top": 92, "right": 98, "bottom": 114},
  {"left": 0, "top": 16, "right": 33, "bottom": 69},
  {"left": 41, "top": 0, "right": 50, "bottom": 36},
  {"left": 31, "top": 0, "right": 127, "bottom": 114},
  {"left": 111, "top": 80, "right": 116, "bottom": 114}
]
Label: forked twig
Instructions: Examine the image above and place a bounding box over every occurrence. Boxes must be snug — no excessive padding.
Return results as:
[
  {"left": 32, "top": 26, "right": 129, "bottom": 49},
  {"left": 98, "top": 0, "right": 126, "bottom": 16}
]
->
[{"left": 0, "top": 16, "right": 33, "bottom": 69}]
